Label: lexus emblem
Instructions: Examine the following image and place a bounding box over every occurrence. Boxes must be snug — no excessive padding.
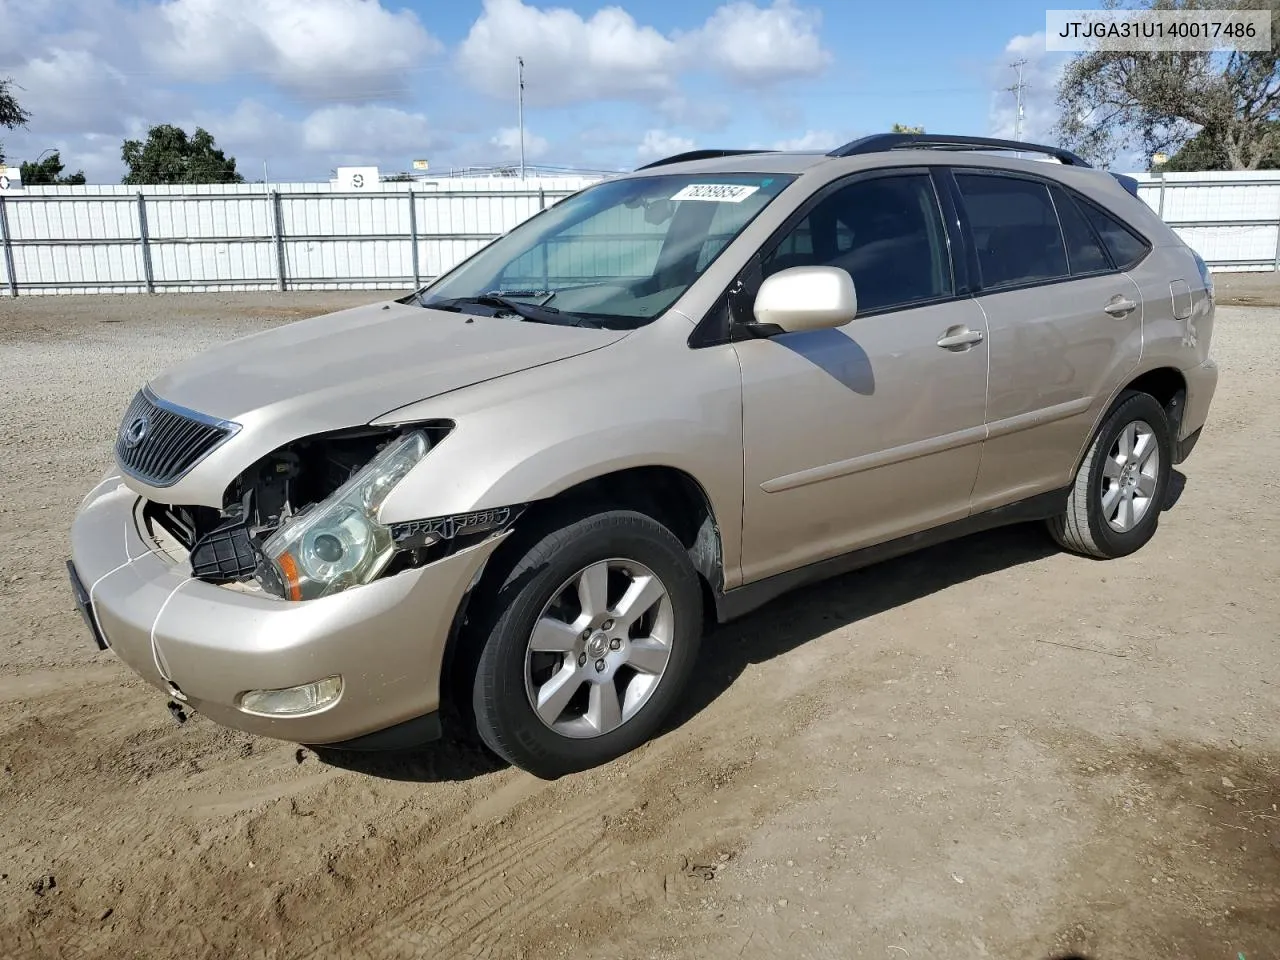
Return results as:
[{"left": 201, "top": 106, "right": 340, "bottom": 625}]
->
[{"left": 122, "top": 414, "right": 151, "bottom": 449}]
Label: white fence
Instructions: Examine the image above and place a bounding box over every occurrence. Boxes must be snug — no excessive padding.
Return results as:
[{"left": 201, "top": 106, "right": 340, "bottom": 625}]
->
[
  {"left": 1130, "top": 170, "right": 1280, "bottom": 272},
  {"left": 0, "top": 177, "right": 601, "bottom": 296},
  {"left": 2, "top": 169, "right": 1280, "bottom": 296}
]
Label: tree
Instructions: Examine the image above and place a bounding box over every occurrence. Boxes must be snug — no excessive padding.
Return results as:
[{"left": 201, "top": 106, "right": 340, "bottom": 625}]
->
[
  {"left": 121, "top": 124, "right": 244, "bottom": 184},
  {"left": 1, "top": 77, "right": 32, "bottom": 165},
  {"left": 1056, "top": 0, "right": 1280, "bottom": 169},
  {"left": 1160, "top": 118, "right": 1280, "bottom": 169},
  {"left": 20, "top": 151, "right": 86, "bottom": 185},
  {"left": 891, "top": 124, "right": 925, "bottom": 134}
]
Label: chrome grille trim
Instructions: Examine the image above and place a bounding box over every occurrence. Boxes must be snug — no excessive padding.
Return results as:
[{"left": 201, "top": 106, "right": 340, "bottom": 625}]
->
[{"left": 114, "top": 386, "right": 241, "bottom": 488}]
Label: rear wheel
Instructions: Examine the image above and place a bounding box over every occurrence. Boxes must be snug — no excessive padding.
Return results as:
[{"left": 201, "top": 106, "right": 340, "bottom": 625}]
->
[
  {"left": 471, "top": 509, "right": 702, "bottom": 779},
  {"left": 1048, "top": 391, "right": 1172, "bottom": 559}
]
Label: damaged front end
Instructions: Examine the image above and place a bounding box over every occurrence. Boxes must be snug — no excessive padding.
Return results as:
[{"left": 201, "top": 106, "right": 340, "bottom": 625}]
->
[{"left": 142, "top": 422, "right": 521, "bottom": 601}]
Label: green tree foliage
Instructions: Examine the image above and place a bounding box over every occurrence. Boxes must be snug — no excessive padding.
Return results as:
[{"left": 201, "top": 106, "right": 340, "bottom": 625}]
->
[
  {"left": 1160, "top": 118, "right": 1280, "bottom": 169},
  {"left": 121, "top": 124, "right": 244, "bottom": 184},
  {"left": 1056, "top": 0, "right": 1280, "bottom": 169},
  {"left": 1, "top": 77, "right": 32, "bottom": 165},
  {"left": 891, "top": 124, "right": 925, "bottom": 134},
  {"left": 20, "top": 151, "right": 86, "bottom": 185}
]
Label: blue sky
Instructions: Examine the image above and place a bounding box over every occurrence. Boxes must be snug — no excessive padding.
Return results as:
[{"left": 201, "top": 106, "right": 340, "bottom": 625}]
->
[{"left": 0, "top": 0, "right": 1072, "bottom": 182}]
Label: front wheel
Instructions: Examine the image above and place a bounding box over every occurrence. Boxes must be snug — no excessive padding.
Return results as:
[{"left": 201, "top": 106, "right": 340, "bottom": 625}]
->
[
  {"left": 1048, "top": 391, "right": 1173, "bottom": 559},
  {"left": 471, "top": 510, "right": 703, "bottom": 779}
]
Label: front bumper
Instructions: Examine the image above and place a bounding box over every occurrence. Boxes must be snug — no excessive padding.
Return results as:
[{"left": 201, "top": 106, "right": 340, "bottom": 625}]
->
[{"left": 68, "top": 473, "right": 506, "bottom": 746}]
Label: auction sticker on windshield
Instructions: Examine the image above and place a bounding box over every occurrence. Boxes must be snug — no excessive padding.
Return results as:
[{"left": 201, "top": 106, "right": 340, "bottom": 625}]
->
[{"left": 671, "top": 183, "right": 761, "bottom": 203}]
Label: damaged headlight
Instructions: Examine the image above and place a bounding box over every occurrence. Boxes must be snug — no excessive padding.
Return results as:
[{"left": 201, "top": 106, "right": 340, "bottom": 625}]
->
[{"left": 256, "top": 431, "right": 431, "bottom": 601}]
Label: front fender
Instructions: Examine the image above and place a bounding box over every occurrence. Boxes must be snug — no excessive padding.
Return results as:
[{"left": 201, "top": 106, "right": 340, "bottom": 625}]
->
[{"left": 372, "top": 323, "right": 748, "bottom": 587}]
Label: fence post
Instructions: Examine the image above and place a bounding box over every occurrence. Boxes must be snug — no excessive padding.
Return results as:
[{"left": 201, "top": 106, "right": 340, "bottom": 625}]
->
[
  {"left": 538, "top": 187, "right": 546, "bottom": 211},
  {"left": 1156, "top": 171, "right": 1166, "bottom": 219},
  {"left": 407, "top": 188, "right": 420, "bottom": 287},
  {"left": 136, "top": 191, "right": 155, "bottom": 294},
  {"left": 0, "top": 195, "right": 17, "bottom": 297},
  {"left": 1273, "top": 206, "right": 1280, "bottom": 272},
  {"left": 270, "top": 190, "right": 287, "bottom": 291}
]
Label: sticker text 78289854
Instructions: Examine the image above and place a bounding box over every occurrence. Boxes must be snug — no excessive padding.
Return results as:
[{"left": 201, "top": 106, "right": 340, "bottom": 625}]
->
[{"left": 670, "top": 183, "right": 761, "bottom": 203}]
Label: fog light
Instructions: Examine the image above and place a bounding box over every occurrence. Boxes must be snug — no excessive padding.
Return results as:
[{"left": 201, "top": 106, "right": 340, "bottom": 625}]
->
[{"left": 237, "top": 676, "right": 342, "bottom": 717}]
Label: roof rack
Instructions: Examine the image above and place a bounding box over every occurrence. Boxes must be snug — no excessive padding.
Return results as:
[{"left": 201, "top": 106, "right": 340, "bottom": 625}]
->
[
  {"left": 634, "top": 149, "right": 776, "bottom": 171},
  {"left": 827, "top": 133, "right": 1091, "bottom": 167}
]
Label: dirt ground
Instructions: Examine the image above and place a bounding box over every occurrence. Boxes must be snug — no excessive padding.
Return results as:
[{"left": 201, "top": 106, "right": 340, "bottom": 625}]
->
[{"left": 0, "top": 286, "right": 1277, "bottom": 960}]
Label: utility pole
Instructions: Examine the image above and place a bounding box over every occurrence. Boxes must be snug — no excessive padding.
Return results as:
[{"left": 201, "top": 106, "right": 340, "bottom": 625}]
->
[
  {"left": 517, "top": 56, "right": 526, "bottom": 180},
  {"left": 1007, "top": 58, "right": 1028, "bottom": 143}
]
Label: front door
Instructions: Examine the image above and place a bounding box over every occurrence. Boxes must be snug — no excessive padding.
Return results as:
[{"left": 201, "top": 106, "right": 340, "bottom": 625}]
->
[{"left": 734, "top": 170, "right": 990, "bottom": 585}]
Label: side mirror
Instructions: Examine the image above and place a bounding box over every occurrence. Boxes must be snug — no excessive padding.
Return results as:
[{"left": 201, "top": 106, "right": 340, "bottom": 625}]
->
[{"left": 750, "top": 266, "right": 857, "bottom": 334}]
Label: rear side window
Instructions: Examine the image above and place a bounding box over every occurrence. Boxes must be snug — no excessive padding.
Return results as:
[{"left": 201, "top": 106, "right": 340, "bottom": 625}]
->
[
  {"left": 1050, "top": 186, "right": 1112, "bottom": 275},
  {"left": 955, "top": 174, "right": 1069, "bottom": 289},
  {"left": 762, "top": 173, "right": 952, "bottom": 313},
  {"left": 1078, "top": 199, "right": 1150, "bottom": 270}
]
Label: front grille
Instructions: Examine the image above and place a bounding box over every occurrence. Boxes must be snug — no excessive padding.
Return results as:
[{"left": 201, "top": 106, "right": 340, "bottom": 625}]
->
[{"left": 114, "top": 388, "right": 239, "bottom": 487}]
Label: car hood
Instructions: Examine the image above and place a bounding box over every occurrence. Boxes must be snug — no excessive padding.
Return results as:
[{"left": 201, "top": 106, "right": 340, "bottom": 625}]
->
[
  {"left": 126, "top": 299, "right": 630, "bottom": 506},
  {"left": 148, "top": 299, "right": 629, "bottom": 426}
]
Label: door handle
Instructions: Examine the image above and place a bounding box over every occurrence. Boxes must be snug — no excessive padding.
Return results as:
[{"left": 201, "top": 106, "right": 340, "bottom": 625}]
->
[
  {"left": 936, "top": 327, "right": 985, "bottom": 350},
  {"left": 1103, "top": 297, "right": 1138, "bottom": 316}
]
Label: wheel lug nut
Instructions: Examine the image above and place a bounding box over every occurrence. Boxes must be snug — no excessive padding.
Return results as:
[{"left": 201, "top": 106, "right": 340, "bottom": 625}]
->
[
  {"left": 595, "top": 659, "right": 606, "bottom": 672},
  {"left": 578, "top": 654, "right": 587, "bottom": 667},
  {"left": 609, "top": 638, "right": 622, "bottom": 651},
  {"left": 601, "top": 619, "right": 614, "bottom": 631},
  {"left": 581, "top": 629, "right": 592, "bottom": 640}
]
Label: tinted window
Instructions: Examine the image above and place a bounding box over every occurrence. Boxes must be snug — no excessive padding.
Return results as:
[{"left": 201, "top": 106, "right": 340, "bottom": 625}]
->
[
  {"left": 763, "top": 174, "right": 952, "bottom": 313},
  {"left": 1079, "top": 200, "right": 1150, "bottom": 270},
  {"left": 1051, "top": 186, "right": 1112, "bottom": 275},
  {"left": 955, "top": 174, "right": 1069, "bottom": 288}
]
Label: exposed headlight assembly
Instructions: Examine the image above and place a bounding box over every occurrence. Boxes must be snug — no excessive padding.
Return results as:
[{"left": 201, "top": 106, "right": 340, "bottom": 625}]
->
[{"left": 256, "top": 431, "right": 431, "bottom": 600}]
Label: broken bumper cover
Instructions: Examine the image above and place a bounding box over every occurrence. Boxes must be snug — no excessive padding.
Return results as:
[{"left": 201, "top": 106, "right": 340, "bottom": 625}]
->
[{"left": 68, "top": 474, "right": 505, "bottom": 747}]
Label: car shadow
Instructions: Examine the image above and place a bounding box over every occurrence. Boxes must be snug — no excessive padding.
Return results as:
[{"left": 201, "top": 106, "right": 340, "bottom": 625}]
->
[
  {"left": 311, "top": 707, "right": 508, "bottom": 782},
  {"left": 1164, "top": 468, "right": 1187, "bottom": 511},
  {"left": 665, "top": 522, "right": 1061, "bottom": 735}
]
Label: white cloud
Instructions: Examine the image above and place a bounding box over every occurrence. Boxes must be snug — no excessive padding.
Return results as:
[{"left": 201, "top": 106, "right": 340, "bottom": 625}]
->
[
  {"left": 490, "top": 126, "right": 549, "bottom": 160},
  {"left": 688, "top": 0, "right": 829, "bottom": 85},
  {"left": 149, "top": 0, "right": 442, "bottom": 101},
  {"left": 772, "top": 129, "right": 838, "bottom": 151},
  {"left": 638, "top": 129, "right": 695, "bottom": 160},
  {"left": 459, "top": 0, "right": 678, "bottom": 106},
  {"left": 457, "top": 0, "right": 830, "bottom": 107},
  {"left": 988, "top": 33, "right": 1068, "bottom": 143},
  {"left": 302, "top": 104, "right": 434, "bottom": 156}
]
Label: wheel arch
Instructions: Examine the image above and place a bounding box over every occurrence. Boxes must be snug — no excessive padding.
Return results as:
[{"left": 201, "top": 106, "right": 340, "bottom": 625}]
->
[
  {"left": 1072, "top": 365, "right": 1188, "bottom": 476},
  {"left": 439, "top": 465, "right": 724, "bottom": 716}
]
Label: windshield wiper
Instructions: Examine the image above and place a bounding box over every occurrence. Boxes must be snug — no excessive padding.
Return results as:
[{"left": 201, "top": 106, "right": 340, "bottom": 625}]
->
[{"left": 420, "top": 294, "right": 596, "bottom": 327}]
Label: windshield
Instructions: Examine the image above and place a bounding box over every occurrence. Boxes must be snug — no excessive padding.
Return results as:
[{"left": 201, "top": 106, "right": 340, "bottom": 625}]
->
[{"left": 416, "top": 172, "right": 796, "bottom": 329}]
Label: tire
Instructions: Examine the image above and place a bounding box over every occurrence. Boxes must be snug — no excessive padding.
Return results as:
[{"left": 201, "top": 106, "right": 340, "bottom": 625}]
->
[
  {"left": 1048, "top": 390, "right": 1173, "bottom": 559},
  {"left": 470, "top": 509, "right": 703, "bottom": 779}
]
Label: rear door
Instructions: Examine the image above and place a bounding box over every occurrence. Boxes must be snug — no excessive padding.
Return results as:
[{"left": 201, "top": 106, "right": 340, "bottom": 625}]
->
[{"left": 946, "top": 169, "right": 1145, "bottom": 512}]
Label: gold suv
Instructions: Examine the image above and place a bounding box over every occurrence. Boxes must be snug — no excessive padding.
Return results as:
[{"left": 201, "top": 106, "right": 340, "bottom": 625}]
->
[{"left": 69, "top": 134, "right": 1218, "bottom": 778}]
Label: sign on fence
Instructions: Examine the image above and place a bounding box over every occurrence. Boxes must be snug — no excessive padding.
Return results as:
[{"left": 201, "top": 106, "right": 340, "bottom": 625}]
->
[{"left": 335, "top": 166, "right": 380, "bottom": 190}]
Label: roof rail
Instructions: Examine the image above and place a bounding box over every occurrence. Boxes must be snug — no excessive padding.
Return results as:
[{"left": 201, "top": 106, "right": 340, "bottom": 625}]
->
[
  {"left": 634, "top": 149, "right": 776, "bottom": 171},
  {"left": 828, "top": 133, "right": 1090, "bottom": 167}
]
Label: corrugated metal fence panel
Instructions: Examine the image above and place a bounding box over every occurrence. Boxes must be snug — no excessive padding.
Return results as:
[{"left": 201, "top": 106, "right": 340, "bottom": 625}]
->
[
  {"left": 1, "top": 177, "right": 602, "bottom": 294},
  {"left": 1130, "top": 171, "right": 1280, "bottom": 271}
]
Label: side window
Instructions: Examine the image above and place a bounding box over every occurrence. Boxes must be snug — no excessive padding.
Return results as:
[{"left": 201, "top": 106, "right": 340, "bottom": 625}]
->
[
  {"left": 1050, "top": 186, "right": 1112, "bottom": 275},
  {"left": 762, "top": 174, "right": 952, "bottom": 313},
  {"left": 955, "top": 174, "right": 1069, "bottom": 289},
  {"left": 1078, "top": 200, "right": 1150, "bottom": 270}
]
